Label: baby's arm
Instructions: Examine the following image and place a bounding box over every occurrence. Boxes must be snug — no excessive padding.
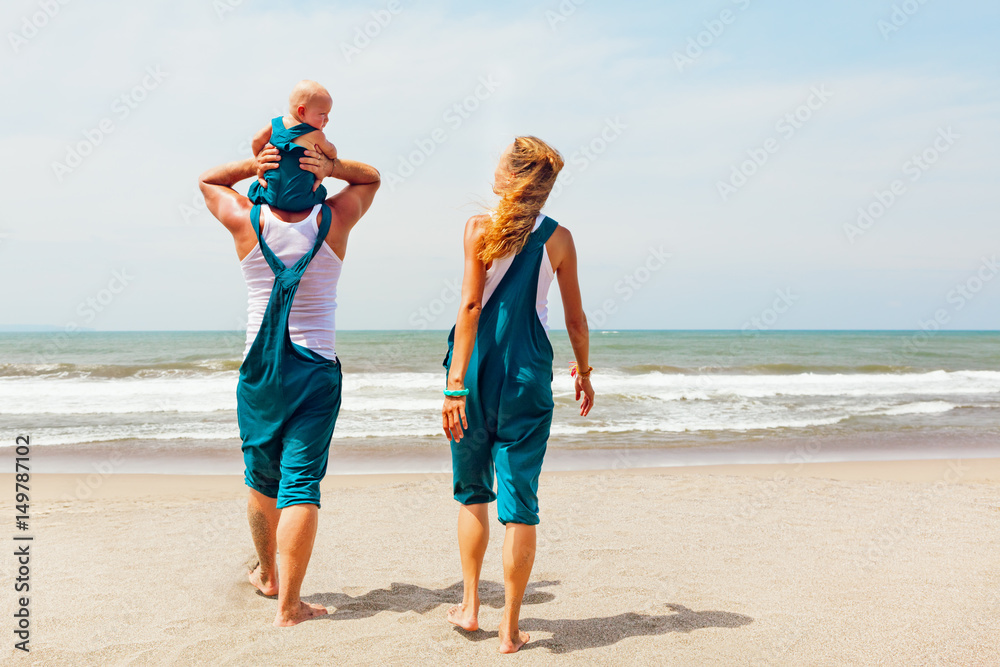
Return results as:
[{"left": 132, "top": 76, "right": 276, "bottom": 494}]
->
[{"left": 251, "top": 125, "right": 274, "bottom": 186}]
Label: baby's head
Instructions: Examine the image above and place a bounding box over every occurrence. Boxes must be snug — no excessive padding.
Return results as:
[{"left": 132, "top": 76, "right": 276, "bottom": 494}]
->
[{"left": 289, "top": 80, "right": 332, "bottom": 130}]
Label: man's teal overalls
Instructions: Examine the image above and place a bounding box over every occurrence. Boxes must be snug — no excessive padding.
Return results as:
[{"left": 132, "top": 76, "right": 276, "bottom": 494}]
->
[
  {"left": 237, "top": 204, "right": 342, "bottom": 509},
  {"left": 444, "top": 216, "right": 558, "bottom": 526}
]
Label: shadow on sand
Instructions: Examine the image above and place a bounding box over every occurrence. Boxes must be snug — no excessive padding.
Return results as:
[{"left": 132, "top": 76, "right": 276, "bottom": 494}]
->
[
  {"left": 307, "top": 580, "right": 558, "bottom": 622},
  {"left": 519, "top": 603, "right": 754, "bottom": 654},
  {"left": 306, "top": 582, "right": 752, "bottom": 653}
]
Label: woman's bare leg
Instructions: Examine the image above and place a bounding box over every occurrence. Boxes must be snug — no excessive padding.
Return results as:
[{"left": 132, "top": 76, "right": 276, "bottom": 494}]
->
[
  {"left": 447, "top": 503, "right": 489, "bottom": 631},
  {"left": 498, "top": 522, "right": 535, "bottom": 653}
]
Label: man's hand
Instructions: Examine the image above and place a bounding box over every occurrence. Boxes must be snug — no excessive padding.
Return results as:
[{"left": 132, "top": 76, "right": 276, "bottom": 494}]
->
[
  {"left": 301, "top": 143, "right": 335, "bottom": 191},
  {"left": 254, "top": 143, "right": 281, "bottom": 188}
]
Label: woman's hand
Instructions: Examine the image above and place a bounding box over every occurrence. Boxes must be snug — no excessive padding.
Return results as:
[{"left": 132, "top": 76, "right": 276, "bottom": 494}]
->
[
  {"left": 301, "top": 143, "right": 335, "bottom": 191},
  {"left": 442, "top": 395, "right": 468, "bottom": 442},
  {"left": 254, "top": 143, "right": 280, "bottom": 187},
  {"left": 575, "top": 375, "right": 595, "bottom": 417}
]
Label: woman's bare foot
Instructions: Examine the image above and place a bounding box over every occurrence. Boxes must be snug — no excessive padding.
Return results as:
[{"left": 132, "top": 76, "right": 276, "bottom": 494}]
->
[
  {"left": 447, "top": 602, "right": 480, "bottom": 631},
  {"left": 273, "top": 601, "right": 328, "bottom": 627},
  {"left": 248, "top": 563, "right": 278, "bottom": 597},
  {"left": 498, "top": 624, "right": 529, "bottom": 653}
]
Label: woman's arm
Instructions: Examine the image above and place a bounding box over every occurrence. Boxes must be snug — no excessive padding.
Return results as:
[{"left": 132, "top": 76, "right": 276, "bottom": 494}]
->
[
  {"left": 442, "top": 216, "right": 489, "bottom": 441},
  {"left": 551, "top": 227, "right": 595, "bottom": 416}
]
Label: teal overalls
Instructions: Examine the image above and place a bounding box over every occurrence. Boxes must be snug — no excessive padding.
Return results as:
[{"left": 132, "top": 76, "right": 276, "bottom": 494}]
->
[
  {"left": 237, "top": 204, "right": 342, "bottom": 509},
  {"left": 247, "top": 117, "right": 328, "bottom": 212},
  {"left": 444, "top": 216, "right": 558, "bottom": 526}
]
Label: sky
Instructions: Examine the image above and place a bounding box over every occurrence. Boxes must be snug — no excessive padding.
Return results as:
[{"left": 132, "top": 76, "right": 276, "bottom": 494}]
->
[{"left": 1, "top": 0, "right": 998, "bottom": 331}]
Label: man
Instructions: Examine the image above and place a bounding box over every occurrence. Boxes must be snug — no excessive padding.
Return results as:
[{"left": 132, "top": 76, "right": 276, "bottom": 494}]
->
[{"left": 199, "top": 144, "right": 379, "bottom": 626}]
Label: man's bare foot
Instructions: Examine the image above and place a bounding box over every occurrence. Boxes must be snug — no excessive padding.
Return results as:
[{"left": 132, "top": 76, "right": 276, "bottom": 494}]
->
[
  {"left": 498, "top": 626, "right": 529, "bottom": 654},
  {"left": 273, "top": 601, "right": 328, "bottom": 627},
  {"left": 248, "top": 563, "right": 278, "bottom": 597},
  {"left": 447, "top": 602, "right": 479, "bottom": 631}
]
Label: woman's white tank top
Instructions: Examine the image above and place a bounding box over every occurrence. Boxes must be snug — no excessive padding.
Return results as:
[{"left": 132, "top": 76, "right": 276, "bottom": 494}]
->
[
  {"left": 240, "top": 204, "right": 342, "bottom": 361},
  {"left": 481, "top": 213, "right": 556, "bottom": 332}
]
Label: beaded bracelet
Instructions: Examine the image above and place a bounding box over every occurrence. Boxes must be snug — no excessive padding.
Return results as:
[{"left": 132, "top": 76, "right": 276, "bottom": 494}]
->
[{"left": 570, "top": 362, "right": 594, "bottom": 379}]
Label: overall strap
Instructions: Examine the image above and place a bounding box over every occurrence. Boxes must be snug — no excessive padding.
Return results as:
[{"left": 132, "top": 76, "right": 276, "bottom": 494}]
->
[
  {"left": 522, "top": 216, "right": 558, "bottom": 252},
  {"left": 282, "top": 121, "right": 319, "bottom": 140},
  {"left": 250, "top": 204, "right": 333, "bottom": 283},
  {"left": 289, "top": 204, "right": 332, "bottom": 275}
]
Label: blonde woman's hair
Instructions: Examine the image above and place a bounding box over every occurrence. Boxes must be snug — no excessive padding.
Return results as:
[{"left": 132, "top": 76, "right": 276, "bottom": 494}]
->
[{"left": 478, "top": 136, "right": 564, "bottom": 264}]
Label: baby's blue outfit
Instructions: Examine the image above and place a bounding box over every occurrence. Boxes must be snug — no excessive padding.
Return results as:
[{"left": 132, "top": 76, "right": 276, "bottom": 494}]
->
[{"left": 247, "top": 117, "right": 328, "bottom": 211}]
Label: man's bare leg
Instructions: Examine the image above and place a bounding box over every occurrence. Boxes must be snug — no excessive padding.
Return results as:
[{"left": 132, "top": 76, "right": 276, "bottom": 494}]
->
[
  {"left": 247, "top": 489, "right": 279, "bottom": 596},
  {"left": 447, "top": 503, "right": 489, "bottom": 631},
  {"left": 498, "top": 523, "right": 535, "bottom": 653},
  {"left": 273, "top": 503, "right": 327, "bottom": 627}
]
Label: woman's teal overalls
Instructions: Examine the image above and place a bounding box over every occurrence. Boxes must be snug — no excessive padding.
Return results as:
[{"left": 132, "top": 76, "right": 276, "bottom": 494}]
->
[
  {"left": 247, "top": 117, "right": 329, "bottom": 212},
  {"left": 237, "top": 204, "right": 342, "bottom": 509},
  {"left": 444, "top": 216, "right": 559, "bottom": 526}
]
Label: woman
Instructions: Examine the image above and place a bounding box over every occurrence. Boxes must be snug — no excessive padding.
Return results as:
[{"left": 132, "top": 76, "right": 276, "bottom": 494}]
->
[{"left": 441, "top": 136, "right": 595, "bottom": 653}]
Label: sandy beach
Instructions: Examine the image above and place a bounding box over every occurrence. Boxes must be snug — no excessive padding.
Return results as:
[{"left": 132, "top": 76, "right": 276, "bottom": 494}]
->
[{"left": 6, "top": 458, "right": 1000, "bottom": 665}]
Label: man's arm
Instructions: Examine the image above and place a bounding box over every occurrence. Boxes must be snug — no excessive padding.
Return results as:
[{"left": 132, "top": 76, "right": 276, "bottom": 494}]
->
[{"left": 198, "top": 158, "right": 257, "bottom": 237}]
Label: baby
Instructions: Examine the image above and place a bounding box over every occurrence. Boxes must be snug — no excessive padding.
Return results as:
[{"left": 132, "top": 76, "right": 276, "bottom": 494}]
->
[{"left": 248, "top": 80, "right": 338, "bottom": 211}]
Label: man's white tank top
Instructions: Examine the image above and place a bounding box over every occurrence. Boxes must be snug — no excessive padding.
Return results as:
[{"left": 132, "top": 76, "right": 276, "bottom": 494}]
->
[
  {"left": 481, "top": 213, "right": 556, "bottom": 332},
  {"left": 240, "top": 204, "right": 342, "bottom": 361}
]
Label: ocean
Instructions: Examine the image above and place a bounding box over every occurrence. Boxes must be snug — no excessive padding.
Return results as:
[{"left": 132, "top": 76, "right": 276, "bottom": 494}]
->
[{"left": 2, "top": 330, "right": 998, "bottom": 474}]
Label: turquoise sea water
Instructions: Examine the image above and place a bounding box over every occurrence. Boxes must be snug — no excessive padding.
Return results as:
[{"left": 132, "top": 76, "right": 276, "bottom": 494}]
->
[{"left": 1, "top": 330, "right": 998, "bottom": 473}]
